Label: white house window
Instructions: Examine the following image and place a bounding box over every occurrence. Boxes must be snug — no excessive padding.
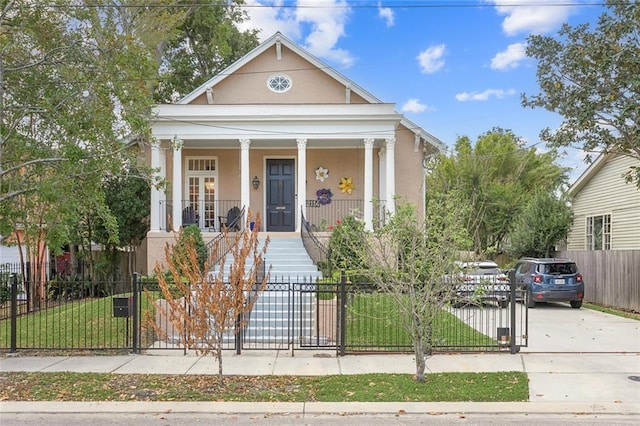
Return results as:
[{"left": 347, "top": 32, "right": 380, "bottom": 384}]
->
[
  {"left": 267, "top": 74, "right": 292, "bottom": 93},
  {"left": 586, "top": 214, "right": 611, "bottom": 250}
]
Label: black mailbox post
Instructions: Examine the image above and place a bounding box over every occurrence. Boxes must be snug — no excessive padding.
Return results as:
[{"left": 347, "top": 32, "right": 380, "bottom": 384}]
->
[{"left": 113, "top": 297, "right": 132, "bottom": 318}]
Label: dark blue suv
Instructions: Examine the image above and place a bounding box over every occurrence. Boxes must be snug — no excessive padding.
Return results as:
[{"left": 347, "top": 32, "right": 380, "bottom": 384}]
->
[{"left": 513, "top": 258, "right": 584, "bottom": 309}]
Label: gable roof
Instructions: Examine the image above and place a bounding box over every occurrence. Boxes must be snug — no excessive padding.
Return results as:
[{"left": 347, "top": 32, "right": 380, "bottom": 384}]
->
[
  {"left": 177, "top": 32, "right": 445, "bottom": 153},
  {"left": 567, "top": 153, "right": 609, "bottom": 196}
]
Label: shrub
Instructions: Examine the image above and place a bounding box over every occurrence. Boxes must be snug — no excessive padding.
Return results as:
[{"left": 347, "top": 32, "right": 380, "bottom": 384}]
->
[
  {"left": 328, "top": 215, "right": 367, "bottom": 273},
  {"left": 175, "top": 225, "right": 207, "bottom": 271}
]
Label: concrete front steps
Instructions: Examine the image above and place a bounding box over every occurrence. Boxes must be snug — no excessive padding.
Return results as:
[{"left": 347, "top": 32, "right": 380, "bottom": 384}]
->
[
  {"left": 211, "top": 233, "right": 323, "bottom": 345},
  {"left": 211, "top": 233, "right": 323, "bottom": 283}
]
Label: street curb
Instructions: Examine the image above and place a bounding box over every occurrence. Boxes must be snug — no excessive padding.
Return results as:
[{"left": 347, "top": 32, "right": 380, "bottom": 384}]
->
[{"left": 1, "top": 401, "right": 639, "bottom": 416}]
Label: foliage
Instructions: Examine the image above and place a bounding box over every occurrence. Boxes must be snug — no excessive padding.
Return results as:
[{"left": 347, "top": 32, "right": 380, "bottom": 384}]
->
[
  {"left": 154, "top": 0, "right": 260, "bottom": 102},
  {"left": 175, "top": 225, "right": 207, "bottom": 271},
  {"left": 328, "top": 216, "right": 367, "bottom": 274},
  {"left": 522, "top": 1, "right": 640, "bottom": 187},
  {"left": 47, "top": 275, "right": 93, "bottom": 301},
  {"left": 102, "top": 169, "right": 152, "bottom": 249},
  {"left": 427, "top": 128, "right": 569, "bottom": 256},
  {"left": 92, "top": 167, "right": 151, "bottom": 280},
  {"left": 0, "top": 1, "right": 183, "bottom": 287},
  {"left": 149, "top": 212, "right": 270, "bottom": 385},
  {"left": 0, "top": 271, "right": 13, "bottom": 305},
  {"left": 508, "top": 192, "right": 573, "bottom": 259},
  {"left": 339, "top": 197, "right": 470, "bottom": 382},
  {"left": 0, "top": 371, "right": 529, "bottom": 402}
]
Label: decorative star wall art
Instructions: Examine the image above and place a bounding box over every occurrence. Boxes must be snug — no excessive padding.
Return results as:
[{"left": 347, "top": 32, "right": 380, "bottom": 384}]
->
[{"left": 315, "top": 166, "right": 329, "bottom": 182}]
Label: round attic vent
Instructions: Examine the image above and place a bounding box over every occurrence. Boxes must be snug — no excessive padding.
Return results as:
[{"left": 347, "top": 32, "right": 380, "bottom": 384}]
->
[{"left": 267, "top": 74, "right": 292, "bottom": 93}]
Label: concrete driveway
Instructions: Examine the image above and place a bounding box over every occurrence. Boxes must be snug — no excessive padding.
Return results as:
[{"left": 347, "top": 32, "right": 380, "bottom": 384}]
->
[{"left": 522, "top": 301, "right": 640, "bottom": 353}]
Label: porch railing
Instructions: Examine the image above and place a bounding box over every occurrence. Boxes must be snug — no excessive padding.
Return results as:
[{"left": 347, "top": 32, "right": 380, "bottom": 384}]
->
[
  {"left": 304, "top": 199, "right": 387, "bottom": 231},
  {"left": 301, "top": 209, "right": 332, "bottom": 278},
  {"left": 159, "top": 200, "right": 241, "bottom": 232}
]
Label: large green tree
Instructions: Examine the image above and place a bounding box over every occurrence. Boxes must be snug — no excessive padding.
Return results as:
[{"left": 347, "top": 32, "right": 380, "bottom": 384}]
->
[
  {"left": 427, "top": 128, "right": 568, "bottom": 256},
  {"left": 0, "top": 1, "right": 182, "bottom": 290},
  {"left": 522, "top": 1, "right": 640, "bottom": 186},
  {"left": 154, "top": 0, "right": 259, "bottom": 103},
  {"left": 508, "top": 191, "right": 572, "bottom": 259}
]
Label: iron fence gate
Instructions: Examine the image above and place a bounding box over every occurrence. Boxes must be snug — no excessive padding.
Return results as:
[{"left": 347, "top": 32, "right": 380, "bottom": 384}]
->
[{"left": 1, "top": 272, "right": 528, "bottom": 354}]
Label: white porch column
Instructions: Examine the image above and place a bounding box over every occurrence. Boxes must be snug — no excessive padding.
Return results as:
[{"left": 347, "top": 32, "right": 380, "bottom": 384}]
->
[
  {"left": 363, "top": 138, "right": 374, "bottom": 231},
  {"left": 296, "top": 138, "right": 307, "bottom": 232},
  {"left": 172, "top": 141, "right": 182, "bottom": 231},
  {"left": 150, "top": 142, "right": 161, "bottom": 231},
  {"left": 378, "top": 149, "right": 387, "bottom": 215},
  {"left": 240, "top": 139, "right": 251, "bottom": 219},
  {"left": 385, "top": 137, "right": 396, "bottom": 215}
]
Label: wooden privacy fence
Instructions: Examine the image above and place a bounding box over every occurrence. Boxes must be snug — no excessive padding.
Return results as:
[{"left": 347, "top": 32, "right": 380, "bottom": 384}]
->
[{"left": 555, "top": 250, "right": 640, "bottom": 312}]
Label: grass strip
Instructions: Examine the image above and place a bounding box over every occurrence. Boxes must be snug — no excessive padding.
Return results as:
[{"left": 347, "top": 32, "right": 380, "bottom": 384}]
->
[{"left": 0, "top": 371, "right": 528, "bottom": 402}]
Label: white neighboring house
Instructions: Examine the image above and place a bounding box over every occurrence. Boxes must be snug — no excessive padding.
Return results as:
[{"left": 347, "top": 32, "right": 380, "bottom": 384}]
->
[
  {"left": 566, "top": 153, "right": 640, "bottom": 250},
  {"left": 0, "top": 236, "right": 25, "bottom": 266},
  {"left": 0, "top": 235, "right": 28, "bottom": 300}
]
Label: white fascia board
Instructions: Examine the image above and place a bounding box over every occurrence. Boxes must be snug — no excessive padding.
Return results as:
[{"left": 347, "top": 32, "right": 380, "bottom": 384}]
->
[
  {"left": 154, "top": 103, "right": 397, "bottom": 119},
  {"left": 400, "top": 117, "right": 446, "bottom": 153},
  {"left": 151, "top": 104, "right": 401, "bottom": 140},
  {"left": 152, "top": 119, "right": 398, "bottom": 141}
]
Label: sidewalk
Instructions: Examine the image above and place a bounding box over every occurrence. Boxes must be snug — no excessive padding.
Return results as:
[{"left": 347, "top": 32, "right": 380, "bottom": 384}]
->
[{"left": 1, "top": 350, "right": 639, "bottom": 417}]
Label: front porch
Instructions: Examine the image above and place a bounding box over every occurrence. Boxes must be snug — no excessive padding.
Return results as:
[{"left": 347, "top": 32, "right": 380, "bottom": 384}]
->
[{"left": 154, "top": 198, "right": 387, "bottom": 233}]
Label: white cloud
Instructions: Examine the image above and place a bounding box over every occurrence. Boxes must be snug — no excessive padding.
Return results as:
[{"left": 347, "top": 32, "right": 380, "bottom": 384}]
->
[
  {"left": 491, "top": 42, "right": 527, "bottom": 70},
  {"left": 401, "top": 98, "right": 433, "bottom": 113},
  {"left": 417, "top": 44, "right": 446, "bottom": 74},
  {"left": 238, "top": 0, "right": 355, "bottom": 67},
  {"left": 455, "top": 89, "right": 516, "bottom": 102},
  {"left": 378, "top": 2, "right": 394, "bottom": 27},
  {"left": 488, "top": 0, "right": 578, "bottom": 36}
]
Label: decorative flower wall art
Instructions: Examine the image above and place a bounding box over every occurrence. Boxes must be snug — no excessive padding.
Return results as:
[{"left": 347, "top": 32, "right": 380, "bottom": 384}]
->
[
  {"left": 315, "top": 166, "right": 329, "bottom": 182},
  {"left": 338, "top": 176, "right": 355, "bottom": 194},
  {"left": 316, "top": 188, "right": 333, "bottom": 205}
]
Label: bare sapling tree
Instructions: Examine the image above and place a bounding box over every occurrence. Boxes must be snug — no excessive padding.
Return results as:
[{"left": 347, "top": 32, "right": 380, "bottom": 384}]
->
[
  {"left": 353, "top": 196, "right": 470, "bottom": 382},
  {"left": 148, "top": 212, "right": 270, "bottom": 385}
]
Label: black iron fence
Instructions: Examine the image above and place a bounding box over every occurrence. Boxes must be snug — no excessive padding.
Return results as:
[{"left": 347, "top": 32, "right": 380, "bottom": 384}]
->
[{"left": 1, "top": 271, "right": 528, "bottom": 355}]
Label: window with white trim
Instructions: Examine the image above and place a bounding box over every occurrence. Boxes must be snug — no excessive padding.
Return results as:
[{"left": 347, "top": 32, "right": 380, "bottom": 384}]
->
[
  {"left": 267, "top": 74, "right": 292, "bottom": 93},
  {"left": 586, "top": 214, "right": 611, "bottom": 250}
]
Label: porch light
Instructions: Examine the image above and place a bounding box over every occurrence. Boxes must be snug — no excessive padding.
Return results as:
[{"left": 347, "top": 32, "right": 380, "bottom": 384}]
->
[{"left": 252, "top": 176, "right": 260, "bottom": 190}]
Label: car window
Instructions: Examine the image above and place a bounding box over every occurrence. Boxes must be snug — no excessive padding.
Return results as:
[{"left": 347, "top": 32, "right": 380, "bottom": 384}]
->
[
  {"left": 516, "top": 262, "right": 529, "bottom": 274},
  {"left": 542, "top": 263, "right": 577, "bottom": 274},
  {"left": 467, "top": 267, "right": 500, "bottom": 275}
]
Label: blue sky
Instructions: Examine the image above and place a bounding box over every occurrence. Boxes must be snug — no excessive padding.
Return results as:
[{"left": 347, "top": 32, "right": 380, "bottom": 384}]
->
[{"left": 237, "top": 0, "right": 607, "bottom": 183}]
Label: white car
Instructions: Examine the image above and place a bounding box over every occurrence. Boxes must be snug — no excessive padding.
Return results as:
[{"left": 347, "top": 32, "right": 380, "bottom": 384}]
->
[{"left": 450, "top": 260, "right": 511, "bottom": 308}]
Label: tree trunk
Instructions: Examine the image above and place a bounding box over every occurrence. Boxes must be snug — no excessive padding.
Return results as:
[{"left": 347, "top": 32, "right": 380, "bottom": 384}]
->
[
  {"left": 216, "top": 345, "right": 224, "bottom": 386},
  {"left": 414, "top": 337, "right": 426, "bottom": 383}
]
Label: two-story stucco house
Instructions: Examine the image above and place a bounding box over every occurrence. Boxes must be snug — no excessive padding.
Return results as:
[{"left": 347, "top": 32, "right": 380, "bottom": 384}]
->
[{"left": 141, "top": 32, "right": 445, "bottom": 273}]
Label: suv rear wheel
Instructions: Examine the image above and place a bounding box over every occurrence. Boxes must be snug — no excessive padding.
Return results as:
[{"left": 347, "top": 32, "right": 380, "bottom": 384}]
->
[{"left": 570, "top": 300, "right": 582, "bottom": 309}]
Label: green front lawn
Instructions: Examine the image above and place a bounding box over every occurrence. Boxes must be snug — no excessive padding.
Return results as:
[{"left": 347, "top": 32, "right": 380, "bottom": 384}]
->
[
  {"left": 0, "top": 371, "right": 529, "bottom": 402},
  {"left": 0, "top": 293, "right": 160, "bottom": 350},
  {"left": 346, "top": 293, "right": 495, "bottom": 350}
]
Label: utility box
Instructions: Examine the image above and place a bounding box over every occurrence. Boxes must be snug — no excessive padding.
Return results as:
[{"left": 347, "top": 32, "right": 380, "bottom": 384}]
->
[{"left": 113, "top": 297, "right": 132, "bottom": 318}]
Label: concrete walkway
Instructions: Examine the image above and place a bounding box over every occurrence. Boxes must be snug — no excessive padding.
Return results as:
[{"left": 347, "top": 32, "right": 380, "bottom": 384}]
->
[{"left": 1, "top": 350, "right": 639, "bottom": 417}]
